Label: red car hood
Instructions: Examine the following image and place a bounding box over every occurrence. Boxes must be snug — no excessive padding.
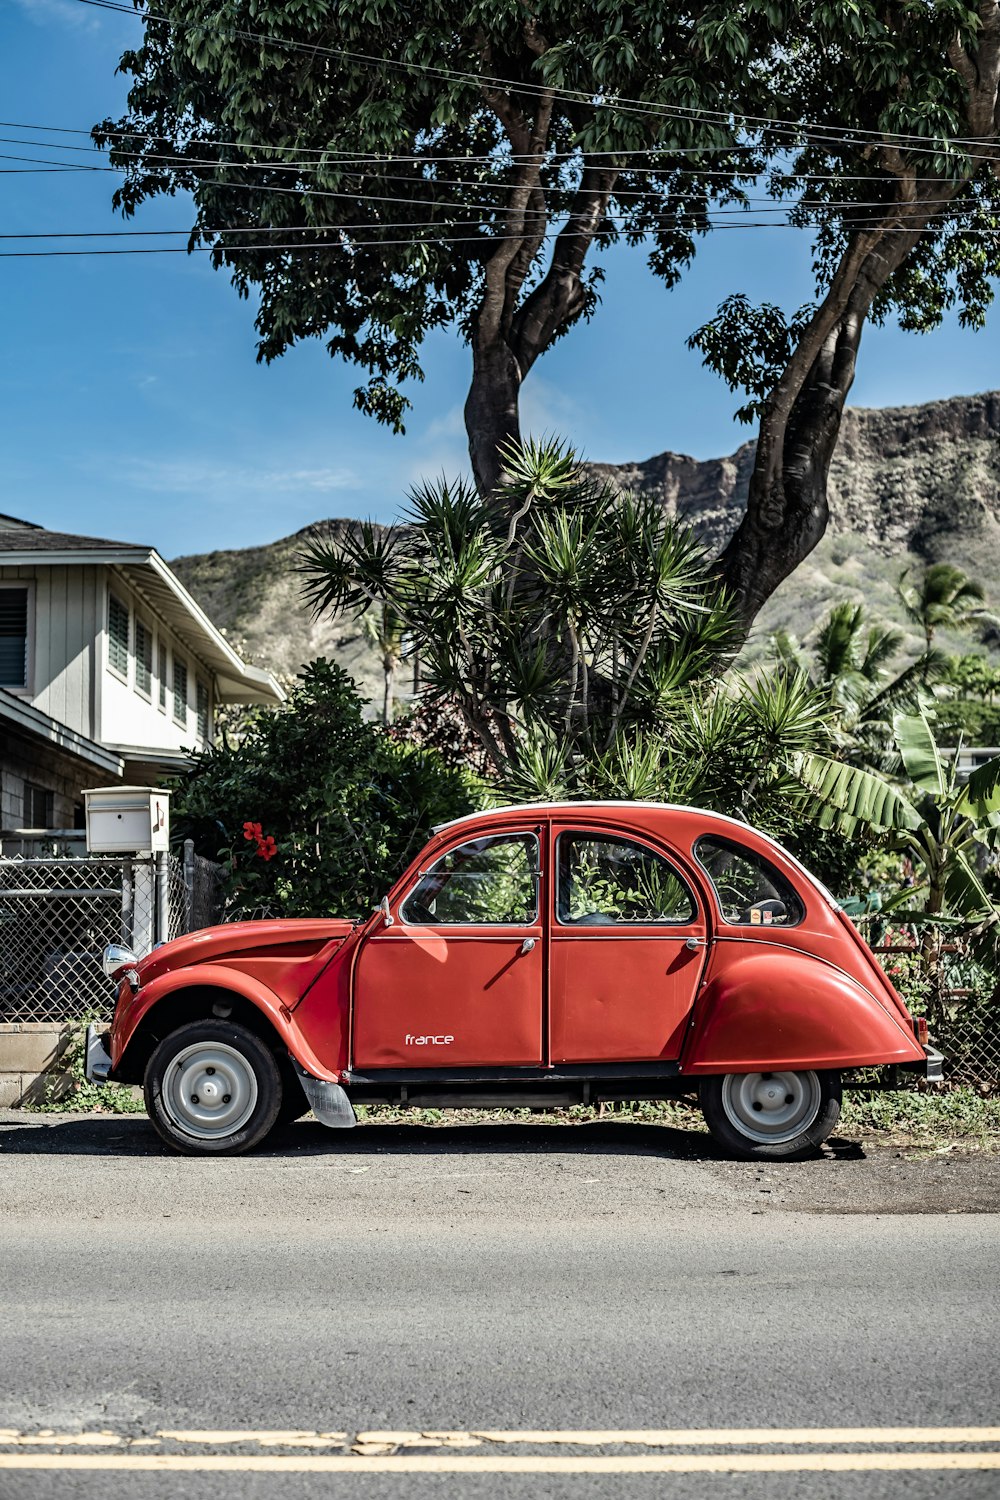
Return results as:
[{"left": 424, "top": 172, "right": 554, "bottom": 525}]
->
[{"left": 135, "top": 918, "right": 357, "bottom": 984}]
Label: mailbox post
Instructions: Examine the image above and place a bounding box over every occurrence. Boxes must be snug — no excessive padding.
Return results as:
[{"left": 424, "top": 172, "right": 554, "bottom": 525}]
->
[{"left": 83, "top": 788, "right": 172, "bottom": 954}]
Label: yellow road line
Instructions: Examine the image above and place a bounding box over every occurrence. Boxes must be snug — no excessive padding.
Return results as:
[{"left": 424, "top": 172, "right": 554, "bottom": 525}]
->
[
  {"left": 1, "top": 1453, "right": 1000, "bottom": 1474},
  {"left": 158, "top": 1430, "right": 347, "bottom": 1447}
]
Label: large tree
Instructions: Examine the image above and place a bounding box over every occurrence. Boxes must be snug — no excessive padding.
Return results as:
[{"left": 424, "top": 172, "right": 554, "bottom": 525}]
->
[
  {"left": 96, "top": 1, "right": 761, "bottom": 497},
  {"left": 689, "top": 3, "right": 1000, "bottom": 633},
  {"left": 97, "top": 3, "right": 1000, "bottom": 634}
]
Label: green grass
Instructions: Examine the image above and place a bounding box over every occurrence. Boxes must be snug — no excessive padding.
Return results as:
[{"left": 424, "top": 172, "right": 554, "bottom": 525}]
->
[{"left": 839, "top": 1087, "right": 1000, "bottom": 1153}]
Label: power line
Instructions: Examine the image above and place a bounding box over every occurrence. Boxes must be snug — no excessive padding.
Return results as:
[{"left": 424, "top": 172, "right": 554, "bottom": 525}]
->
[
  {"left": 6, "top": 134, "right": 992, "bottom": 208},
  {"left": 67, "top": 0, "right": 1000, "bottom": 161},
  {"left": 1, "top": 196, "right": 988, "bottom": 241},
  {"left": 1, "top": 213, "right": 994, "bottom": 258}
]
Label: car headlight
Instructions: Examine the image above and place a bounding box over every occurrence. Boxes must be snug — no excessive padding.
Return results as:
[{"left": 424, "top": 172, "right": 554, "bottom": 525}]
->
[{"left": 102, "top": 943, "right": 138, "bottom": 979}]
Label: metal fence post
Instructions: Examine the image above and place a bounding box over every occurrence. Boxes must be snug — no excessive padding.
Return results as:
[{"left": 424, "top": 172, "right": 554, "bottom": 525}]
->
[
  {"left": 120, "top": 856, "right": 133, "bottom": 947},
  {"left": 183, "top": 839, "right": 195, "bottom": 935},
  {"left": 155, "top": 850, "right": 169, "bottom": 947}
]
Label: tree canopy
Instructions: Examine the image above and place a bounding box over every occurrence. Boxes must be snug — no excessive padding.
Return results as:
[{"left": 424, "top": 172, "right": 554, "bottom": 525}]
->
[
  {"left": 95, "top": 1, "right": 762, "bottom": 494},
  {"left": 96, "top": 3, "right": 1000, "bottom": 630}
]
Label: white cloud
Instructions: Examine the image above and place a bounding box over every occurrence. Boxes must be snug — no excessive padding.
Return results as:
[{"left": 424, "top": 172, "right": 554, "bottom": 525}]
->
[
  {"left": 13, "top": 0, "right": 98, "bottom": 29},
  {"left": 118, "top": 457, "right": 358, "bottom": 497},
  {"left": 520, "top": 376, "right": 586, "bottom": 444}
]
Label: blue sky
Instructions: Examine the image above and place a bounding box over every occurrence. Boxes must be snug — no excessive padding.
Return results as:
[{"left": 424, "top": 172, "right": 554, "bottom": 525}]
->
[{"left": 3, "top": 0, "right": 1000, "bottom": 560}]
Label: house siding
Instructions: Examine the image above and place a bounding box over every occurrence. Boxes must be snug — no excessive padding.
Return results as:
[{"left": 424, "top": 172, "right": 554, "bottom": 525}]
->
[
  {"left": 98, "top": 567, "right": 214, "bottom": 752},
  {"left": 0, "top": 564, "right": 215, "bottom": 753}
]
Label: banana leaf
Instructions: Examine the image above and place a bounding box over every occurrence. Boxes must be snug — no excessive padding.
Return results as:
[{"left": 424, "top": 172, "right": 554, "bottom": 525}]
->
[
  {"left": 795, "top": 753, "right": 920, "bottom": 831},
  {"left": 893, "top": 710, "right": 946, "bottom": 796},
  {"left": 956, "top": 753, "right": 1000, "bottom": 821}
]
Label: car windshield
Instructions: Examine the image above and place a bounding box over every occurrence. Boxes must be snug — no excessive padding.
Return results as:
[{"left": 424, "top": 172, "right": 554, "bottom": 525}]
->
[{"left": 401, "top": 833, "right": 539, "bottom": 925}]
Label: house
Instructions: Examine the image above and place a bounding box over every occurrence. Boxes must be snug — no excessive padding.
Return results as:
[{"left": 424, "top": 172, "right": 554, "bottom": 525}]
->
[{"left": 0, "top": 512, "right": 284, "bottom": 837}]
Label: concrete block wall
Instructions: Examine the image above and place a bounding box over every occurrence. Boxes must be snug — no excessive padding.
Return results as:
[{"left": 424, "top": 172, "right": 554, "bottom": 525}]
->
[{"left": 0, "top": 1023, "right": 71, "bottom": 1106}]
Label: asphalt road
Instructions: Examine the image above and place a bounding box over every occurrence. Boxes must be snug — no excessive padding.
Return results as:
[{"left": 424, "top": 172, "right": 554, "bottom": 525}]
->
[{"left": 1, "top": 1110, "right": 998, "bottom": 1500}]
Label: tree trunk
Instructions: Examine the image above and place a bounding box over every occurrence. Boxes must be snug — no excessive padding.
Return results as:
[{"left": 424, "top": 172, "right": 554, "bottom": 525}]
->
[
  {"left": 465, "top": 335, "right": 524, "bottom": 497},
  {"left": 718, "top": 315, "right": 862, "bottom": 633},
  {"left": 382, "top": 660, "right": 394, "bottom": 726}
]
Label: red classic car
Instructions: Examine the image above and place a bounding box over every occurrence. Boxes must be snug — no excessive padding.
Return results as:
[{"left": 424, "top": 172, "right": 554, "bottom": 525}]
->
[{"left": 87, "top": 802, "right": 940, "bottom": 1159}]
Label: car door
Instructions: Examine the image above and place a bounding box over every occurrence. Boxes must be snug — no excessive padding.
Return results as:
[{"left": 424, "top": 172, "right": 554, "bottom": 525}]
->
[
  {"left": 549, "top": 824, "right": 708, "bottom": 1064},
  {"left": 352, "top": 828, "right": 544, "bottom": 1069}
]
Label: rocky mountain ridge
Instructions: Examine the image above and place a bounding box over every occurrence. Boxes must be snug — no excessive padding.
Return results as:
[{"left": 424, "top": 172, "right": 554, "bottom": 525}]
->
[{"left": 172, "top": 389, "right": 1000, "bottom": 700}]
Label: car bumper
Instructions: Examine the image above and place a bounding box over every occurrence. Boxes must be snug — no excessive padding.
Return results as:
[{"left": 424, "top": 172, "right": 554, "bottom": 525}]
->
[
  {"left": 900, "top": 1044, "right": 945, "bottom": 1082},
  {"left": 85, "top": 1024, "right": 114, "bottom": 1084}
]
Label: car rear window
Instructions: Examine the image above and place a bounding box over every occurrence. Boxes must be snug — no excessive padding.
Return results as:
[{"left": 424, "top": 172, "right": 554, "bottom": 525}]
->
[{"left": 694, "top": 835, "right": 804, "bottom": 928}]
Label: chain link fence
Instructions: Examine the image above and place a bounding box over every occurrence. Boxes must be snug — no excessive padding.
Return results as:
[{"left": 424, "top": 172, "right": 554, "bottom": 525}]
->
[
  {"left": 0, "top": 844, "right": 225, "bottom": 1024},
  {"left": 869, "top": 936, "right": 1000, "bottom": 1092},
  {"left": 930, "top": 995, "right": 1000, "bottom": 1091}
]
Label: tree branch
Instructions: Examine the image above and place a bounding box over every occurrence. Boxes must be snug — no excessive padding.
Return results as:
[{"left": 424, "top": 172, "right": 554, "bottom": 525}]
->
[{"left": 510, "top": 161, "right": 619, "bottom": 373}]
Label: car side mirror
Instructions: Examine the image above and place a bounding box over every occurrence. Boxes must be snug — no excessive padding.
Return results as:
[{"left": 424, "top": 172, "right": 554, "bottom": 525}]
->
[{"left": 376, "top": 895, "right": 394, "bottom": 928}]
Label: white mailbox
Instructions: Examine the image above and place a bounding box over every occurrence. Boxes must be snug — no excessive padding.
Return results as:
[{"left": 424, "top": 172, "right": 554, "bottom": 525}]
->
[{"left": 83, "top": 786, "right": 171, "bottom": 854}]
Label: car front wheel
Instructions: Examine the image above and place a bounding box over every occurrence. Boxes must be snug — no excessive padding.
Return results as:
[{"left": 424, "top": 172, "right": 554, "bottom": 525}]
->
[
  {"left": 699, "top": 1069, "right": 841, "bottom": 1160},
  {"left": 144, "top": 1020, "right": 282, "bottom": 1156}
]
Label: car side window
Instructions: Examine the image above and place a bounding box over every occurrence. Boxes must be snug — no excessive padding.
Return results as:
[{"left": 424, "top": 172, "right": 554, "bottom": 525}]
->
[
  {"left": 695, "top": 835, "right": 804, "bottom": 927},
  {"left": 556, "top": 833, "right": 696, "bottom": 926},
  {"left": 400, "top": 833, "right": 539, "bottom": 926}
]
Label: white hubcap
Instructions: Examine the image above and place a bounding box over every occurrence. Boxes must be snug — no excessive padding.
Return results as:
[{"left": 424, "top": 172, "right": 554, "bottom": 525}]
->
[
  {"left": 721, "top": 1070, "right": 822, "bottom": 1145},
  {"left": 162, "top": 1042, "right": 258, "bottom": 1140}
]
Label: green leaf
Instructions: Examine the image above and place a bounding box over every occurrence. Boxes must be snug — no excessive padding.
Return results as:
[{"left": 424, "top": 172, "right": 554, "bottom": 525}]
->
[
  {"left": 893, "top": 710, "right": 946, "bottom": 796},
  {"left": 956, "top": 753, "right": 1000, "bottom": 821},
  {"left": 943, "top": 846, "right": 997, "bottom": 921},
  {"left": 794, "top": 753, "right": 920, "bottom": 832}
]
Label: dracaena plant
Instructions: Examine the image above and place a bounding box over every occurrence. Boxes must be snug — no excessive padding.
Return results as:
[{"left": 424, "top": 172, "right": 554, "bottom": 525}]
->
[{"left": 301, "top": 439, "right": 835, "bottom": 836}]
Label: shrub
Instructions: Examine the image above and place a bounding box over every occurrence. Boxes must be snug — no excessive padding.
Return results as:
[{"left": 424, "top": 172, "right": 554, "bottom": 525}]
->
[{"left": 173, "top": 658, "right": 478, "bottom": 919}]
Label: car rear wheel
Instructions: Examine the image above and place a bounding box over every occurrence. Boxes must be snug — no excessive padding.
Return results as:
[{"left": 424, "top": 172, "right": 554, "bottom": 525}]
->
[
  {"left": 144, "top": 1020, "right": 282, "bottom": 1156},
  {"left": 699, "top": 1069, "right": 841, "bottom": 1160}
]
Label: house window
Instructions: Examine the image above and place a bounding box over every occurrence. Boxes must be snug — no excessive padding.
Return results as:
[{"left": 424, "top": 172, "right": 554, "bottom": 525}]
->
[
  {"left": 196, "top": 680, "right": 210, "bottom": 740},
  {"left": 108, "top": 593, "right": 129, "bottom": 678},
  {"left": 0, "top": 586, "right": 28, "bottom": 689},
  {"left": 173, "top": 658, "right": 188, "bottom": 726},
  {"left": 134, "top": 619, "right": 153, "bottom": 698},
  {"left": 158, "top": 643, "right": 168, "bottom": 711},
  {"left": 24, "top": 783, "right": 54, "bottom": 829}
]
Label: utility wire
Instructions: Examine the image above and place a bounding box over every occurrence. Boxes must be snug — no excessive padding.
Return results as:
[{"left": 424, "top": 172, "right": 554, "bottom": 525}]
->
[
  {"left": 1, "top": 197, "right": 989, "bottom": 241},
  {"left": 68, "top": 0, "right": 1000, "bottom": 160},
  {"left": 2, "top": 212, "right": 996, "bottom": 257}
]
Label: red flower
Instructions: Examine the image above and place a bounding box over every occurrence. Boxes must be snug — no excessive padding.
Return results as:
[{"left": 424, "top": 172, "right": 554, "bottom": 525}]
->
[
  {"left": 242, "top": 820, "right": 263, "bottom": 842},
  {"left": 254, "top": 833, "right": 278, "bottom": 862}
]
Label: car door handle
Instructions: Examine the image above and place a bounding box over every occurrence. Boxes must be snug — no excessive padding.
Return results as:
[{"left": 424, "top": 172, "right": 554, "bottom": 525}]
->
[
  {"left": 520, "top": 937, "right": 536, "bottom": 954},
  {"left": 685, "top": 936, "right": 706, "bottom": 950}
]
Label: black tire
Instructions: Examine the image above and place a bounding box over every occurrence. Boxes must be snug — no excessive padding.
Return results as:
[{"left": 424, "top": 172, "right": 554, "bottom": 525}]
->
[
  {"left": 699, "top": 1070, "right": 841, "bottom": 1160},
  {"left": 273, "top": 1059, "right": 311, "bottom": 1128},
  {"left": 144, "top": 1020, "right": 282, "bottom": 1156}
]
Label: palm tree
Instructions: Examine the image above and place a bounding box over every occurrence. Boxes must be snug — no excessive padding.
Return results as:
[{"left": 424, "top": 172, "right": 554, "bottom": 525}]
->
[
  {"left": 897, "top": 563, "right": 999, "bottom": 649},
  {"left": 771, "top": 601, "right": 943, "bottom": 767},
  {"left": 363, "top": 602, "right": 406, "bottom": 726},
  {"left": 300, "top": 438, "right": 832, "bottom": 830}
]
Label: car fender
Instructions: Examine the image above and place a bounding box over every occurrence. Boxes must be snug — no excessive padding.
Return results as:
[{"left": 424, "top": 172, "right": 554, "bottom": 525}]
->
[
  {"left": 111, "top": 964, "right": 341, "bottom": 1082},
  {"left": 681, "top": 946, "right": 924, "bottom": 1074}
]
